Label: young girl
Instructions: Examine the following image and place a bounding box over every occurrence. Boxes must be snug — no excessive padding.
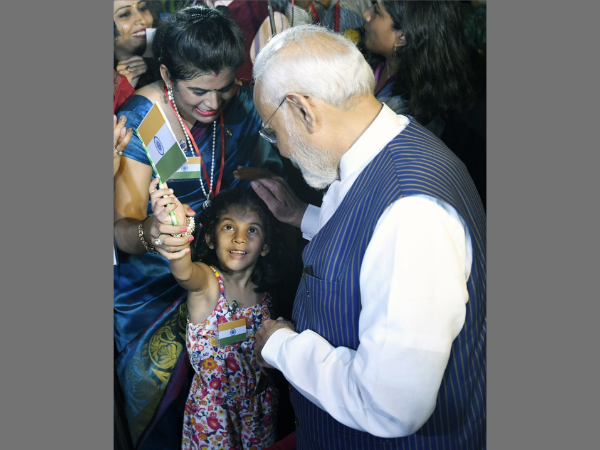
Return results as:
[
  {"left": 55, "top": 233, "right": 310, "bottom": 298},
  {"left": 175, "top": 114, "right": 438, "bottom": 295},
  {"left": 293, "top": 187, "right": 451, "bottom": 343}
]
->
[{"left": 149, "top": 176, "right": 284, "bottom": 450}]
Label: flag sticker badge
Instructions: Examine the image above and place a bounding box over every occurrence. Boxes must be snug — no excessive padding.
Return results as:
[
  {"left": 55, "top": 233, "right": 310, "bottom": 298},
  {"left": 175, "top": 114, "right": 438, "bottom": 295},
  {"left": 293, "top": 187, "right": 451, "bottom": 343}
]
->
[
  {"left": 136, "top": 102, "right": 187, "bottom": 182},
  {"left": 172, "top": 156, "right": 201, "bottom": 180},
  {"left": 218, "top": 318, "right": 247, "bottom": 346}
]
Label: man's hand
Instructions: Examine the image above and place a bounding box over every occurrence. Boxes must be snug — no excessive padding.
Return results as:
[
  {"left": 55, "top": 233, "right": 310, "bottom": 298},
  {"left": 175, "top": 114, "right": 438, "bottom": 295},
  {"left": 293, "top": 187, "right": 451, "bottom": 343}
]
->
[
  {"left": 256, "top": 317, "right": 296, "bottom": 371},
  {"left": 234, "top": 166, "right": 308, "bottom": 228}
]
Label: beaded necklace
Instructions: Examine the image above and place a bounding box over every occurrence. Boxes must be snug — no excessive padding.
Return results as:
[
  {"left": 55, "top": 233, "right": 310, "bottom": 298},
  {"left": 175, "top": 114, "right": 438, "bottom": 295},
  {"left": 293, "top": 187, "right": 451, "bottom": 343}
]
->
[{"left": 165, "top": 83, "right": 225, "bottom": 209}]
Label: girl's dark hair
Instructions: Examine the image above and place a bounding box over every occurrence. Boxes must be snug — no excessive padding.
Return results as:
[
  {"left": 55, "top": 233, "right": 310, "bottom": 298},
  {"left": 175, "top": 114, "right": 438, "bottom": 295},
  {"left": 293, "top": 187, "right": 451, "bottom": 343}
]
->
[
  {"left": 190, "top": 189, "right": 285, "bottom": 293},
  {"left": 152, "top": 5, "right": 245, "bottom": 82},
  {"left": 374, "top": 1, "right": 475, "bottom": 123}
]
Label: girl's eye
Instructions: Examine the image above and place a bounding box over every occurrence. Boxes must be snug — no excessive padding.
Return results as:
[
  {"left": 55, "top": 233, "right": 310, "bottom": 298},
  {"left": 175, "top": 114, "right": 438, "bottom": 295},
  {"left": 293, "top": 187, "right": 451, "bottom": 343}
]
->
[
  {"left": 224, "top": 225, "right": 233, "bottom": 231},
  {"left": 248, "top": 227, "right": 257, "bottom": 234}
]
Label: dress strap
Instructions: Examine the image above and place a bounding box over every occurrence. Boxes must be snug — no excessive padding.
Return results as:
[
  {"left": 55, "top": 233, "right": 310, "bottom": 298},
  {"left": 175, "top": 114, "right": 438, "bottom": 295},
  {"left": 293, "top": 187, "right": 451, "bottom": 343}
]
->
[
  {"left": 209, "top": 265, "right": 226, "bottom": 298},
  {"left": 260, "top": 292, "right": 272, "bottom": 319}
]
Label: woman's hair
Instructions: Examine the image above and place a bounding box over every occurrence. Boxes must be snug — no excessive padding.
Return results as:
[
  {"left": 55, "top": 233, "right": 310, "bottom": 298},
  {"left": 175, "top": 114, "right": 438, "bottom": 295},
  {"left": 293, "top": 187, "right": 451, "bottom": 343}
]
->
[
  {"left": 190, "top": 188, "right": 285, "bottom": 293},
  {"left": 374, "top": 1, "right": 475, "bottom": 123},
  {"left": 152, "top": 5, "right": 245, "bottom": 81},
  {"left": 253, "top": 25, "right": 375, "bottom": 110},
  {"left": 146, "top": 0, "right": 164, "bottom": 28},
  {"left": 113, "top": 2, "right": 162, "bottom": 66}
]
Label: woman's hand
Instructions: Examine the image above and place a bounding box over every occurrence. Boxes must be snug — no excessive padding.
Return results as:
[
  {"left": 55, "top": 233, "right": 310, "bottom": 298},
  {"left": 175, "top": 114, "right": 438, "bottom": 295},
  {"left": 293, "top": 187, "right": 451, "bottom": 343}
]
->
[
  {"left": 149, "top": 177, "right": 194, "bottom": 260},
  {"left": 116, "top": 55, "right": 148, "bottom": 88},
  {"left": 114, "top": 115, "right": 133, "bottom": 177}
]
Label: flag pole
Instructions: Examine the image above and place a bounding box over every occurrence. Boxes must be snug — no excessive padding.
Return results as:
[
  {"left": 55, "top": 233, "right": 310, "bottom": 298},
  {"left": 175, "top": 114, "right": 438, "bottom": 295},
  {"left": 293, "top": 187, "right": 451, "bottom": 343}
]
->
[
  {"left": 267, "top": 0, "right": 276, "bottom": 37},
  {"left": 135, "top": 129, "right": 179, "bottom": 226}
]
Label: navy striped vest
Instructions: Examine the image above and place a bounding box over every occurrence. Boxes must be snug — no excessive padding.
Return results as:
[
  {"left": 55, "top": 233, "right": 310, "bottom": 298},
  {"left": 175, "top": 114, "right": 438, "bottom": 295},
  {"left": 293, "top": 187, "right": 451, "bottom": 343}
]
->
[{"left": 291, "top": 119, "right": 486, "bottom": 449}]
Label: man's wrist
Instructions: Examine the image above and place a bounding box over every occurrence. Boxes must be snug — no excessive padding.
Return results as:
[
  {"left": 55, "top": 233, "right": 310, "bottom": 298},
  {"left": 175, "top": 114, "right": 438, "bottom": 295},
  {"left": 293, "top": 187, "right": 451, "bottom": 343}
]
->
[
  {"left": 262, "top": 327, "right": 298, "bottom": 369},
  {"left": 291, "top": 202, "right": 309, "bottom": 228}
]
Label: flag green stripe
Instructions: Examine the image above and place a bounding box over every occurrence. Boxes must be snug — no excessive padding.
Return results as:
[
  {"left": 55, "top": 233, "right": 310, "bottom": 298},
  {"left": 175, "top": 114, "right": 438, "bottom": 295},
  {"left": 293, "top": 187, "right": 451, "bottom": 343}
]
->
[
  {"left": 220, "top": 320, "right": 246, "bottom": 331},
  {"left": 155, "top": 142, "right": 188, "bottom": 181},
  {"left": 170, "top": 170, "right": 201, "bottom": 180},
  {"left": 219, "top": 333, "right": 246, "bottom": 346}
]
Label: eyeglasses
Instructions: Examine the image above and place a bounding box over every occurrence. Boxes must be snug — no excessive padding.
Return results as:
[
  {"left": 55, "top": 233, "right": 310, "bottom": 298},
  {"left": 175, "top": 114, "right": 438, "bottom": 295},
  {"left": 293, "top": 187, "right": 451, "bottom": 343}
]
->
[{"left": 258, "top": 97, "right": 286, "bottom": 144}]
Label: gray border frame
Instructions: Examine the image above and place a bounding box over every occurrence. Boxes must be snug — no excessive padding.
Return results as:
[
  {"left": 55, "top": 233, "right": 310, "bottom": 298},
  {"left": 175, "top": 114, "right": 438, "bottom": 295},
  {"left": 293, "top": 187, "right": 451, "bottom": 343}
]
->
[{"left": 3, "top": 1, "right": 597, "bottom": 448}]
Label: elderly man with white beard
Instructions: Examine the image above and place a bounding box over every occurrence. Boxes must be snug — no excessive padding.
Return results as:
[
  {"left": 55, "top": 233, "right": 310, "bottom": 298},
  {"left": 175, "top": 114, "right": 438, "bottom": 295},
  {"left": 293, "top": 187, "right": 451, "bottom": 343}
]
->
[{"left": 236, "top": 25, "right": 486, "bottom": 450}]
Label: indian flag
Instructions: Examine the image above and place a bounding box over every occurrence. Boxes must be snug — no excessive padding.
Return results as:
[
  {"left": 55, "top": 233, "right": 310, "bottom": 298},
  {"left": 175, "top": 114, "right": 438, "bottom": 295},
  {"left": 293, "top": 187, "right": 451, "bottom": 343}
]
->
[
  {"left": 137, "top": 102, "right": 187, "bottom": 182},
  {"left": 218, "top": 318, "right": 247, "bottom": 346},
  {"left": 171, "top": 156, "right": 201, "bottom": 180}
]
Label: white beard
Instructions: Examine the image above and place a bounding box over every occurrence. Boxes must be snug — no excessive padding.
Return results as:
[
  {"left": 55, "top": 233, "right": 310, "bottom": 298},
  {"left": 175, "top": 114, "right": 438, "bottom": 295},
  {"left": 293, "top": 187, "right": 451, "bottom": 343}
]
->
[{"left": 284, "top": 119, "right": 339, "bottom": 190}]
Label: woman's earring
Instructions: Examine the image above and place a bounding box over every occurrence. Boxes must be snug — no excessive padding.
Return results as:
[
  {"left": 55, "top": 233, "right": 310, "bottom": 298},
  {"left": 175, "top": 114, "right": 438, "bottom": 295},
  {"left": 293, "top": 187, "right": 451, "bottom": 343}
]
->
[
  {"left": 393, "top": 44, "right": 401, "bottom": 58},
  {"left": 168, "top": 85, "right": 174, "bottom": 101}
]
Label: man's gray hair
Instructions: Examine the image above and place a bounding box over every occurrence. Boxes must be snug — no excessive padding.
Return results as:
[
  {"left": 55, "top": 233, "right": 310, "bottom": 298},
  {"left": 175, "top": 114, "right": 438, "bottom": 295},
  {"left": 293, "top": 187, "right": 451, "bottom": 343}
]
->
[{"left": 253, "top": 25, "right": 375, "bottom": 109}]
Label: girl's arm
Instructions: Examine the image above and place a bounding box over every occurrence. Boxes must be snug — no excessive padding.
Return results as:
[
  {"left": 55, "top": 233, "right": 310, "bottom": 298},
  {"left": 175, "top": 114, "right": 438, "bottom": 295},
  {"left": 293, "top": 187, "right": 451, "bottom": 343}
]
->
[
  {"left": 168, "top": 253, "right": 216, "bottom": 295},
  {"left": 148, "top": 178, "right": 215, "bottom": 295}
]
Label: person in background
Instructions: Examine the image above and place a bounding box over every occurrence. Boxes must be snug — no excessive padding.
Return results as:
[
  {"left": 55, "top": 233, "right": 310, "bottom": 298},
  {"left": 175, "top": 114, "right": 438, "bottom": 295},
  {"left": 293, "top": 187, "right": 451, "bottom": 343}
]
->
[
  {"left": 114, "top": 0, "right": 162, "bottom": 89},
  {"left": 113, "top": 6, "right": 283, "bottom": 449},
  {"left": 243, "top": 24, "right": 486, "bottom": 449},
  {"left": 276, "top": 0, "right": 370, "bottom": 44},
  {"left": 113, "top": 20, "right": 135, "bottom": 176},
  {"left": 203, "top": 1, "right": 289, "bottom": 85},
  {"left": 363, "top": 0, "right": 476, "bottom": 137},
  {"left": 114, "top": 20, "right": 136, "bottom": 114}
]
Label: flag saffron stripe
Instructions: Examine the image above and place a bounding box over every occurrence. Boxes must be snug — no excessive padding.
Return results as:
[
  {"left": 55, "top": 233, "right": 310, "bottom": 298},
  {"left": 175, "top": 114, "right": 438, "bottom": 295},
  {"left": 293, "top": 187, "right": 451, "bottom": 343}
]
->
[
  {"left": 137, "top": 104, "right": 168, "bottom": 147},
  {"left": 219, "top": 319, "right": 247, "bottom": 331}
]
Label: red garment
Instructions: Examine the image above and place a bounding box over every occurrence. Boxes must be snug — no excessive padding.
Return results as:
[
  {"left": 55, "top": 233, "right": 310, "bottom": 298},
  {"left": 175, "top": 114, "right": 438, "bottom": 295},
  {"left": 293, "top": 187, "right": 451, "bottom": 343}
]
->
[
  {"left": 264, "top": 431, "right": 297, "bottom": 450},
  {"left": 226, "top": 1, "right": 270, "bottom": 84},
  {"left": 113, "top": 70, "right": 135, "bottom": 114}
]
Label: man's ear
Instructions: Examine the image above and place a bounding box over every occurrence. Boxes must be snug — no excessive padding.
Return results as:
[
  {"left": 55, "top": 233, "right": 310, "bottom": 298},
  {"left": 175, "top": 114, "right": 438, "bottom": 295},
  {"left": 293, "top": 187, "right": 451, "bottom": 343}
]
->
[{"left": 285, "top": 93, "right": 319, "bottom": 135}]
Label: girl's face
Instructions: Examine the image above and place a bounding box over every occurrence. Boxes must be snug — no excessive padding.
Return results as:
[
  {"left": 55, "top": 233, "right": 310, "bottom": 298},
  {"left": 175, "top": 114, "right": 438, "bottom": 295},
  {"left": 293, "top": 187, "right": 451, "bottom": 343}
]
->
[
  {"left": 114, "top": 1, "right": 154, "bottom": 58},
  {"left": 363, "top": 1, "right": 404, "bottom": 58},
  {"left": 207, "top": 205, "right": 269, "bottom": 274},
  {"left": 163, "top": 67, "right": 238, "bottom": 125}
]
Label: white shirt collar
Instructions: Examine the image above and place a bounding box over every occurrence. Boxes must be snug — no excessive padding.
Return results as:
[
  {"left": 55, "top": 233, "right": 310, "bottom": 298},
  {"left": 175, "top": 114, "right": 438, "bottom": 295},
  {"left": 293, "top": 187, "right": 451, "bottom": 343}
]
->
[
  {"left": 316, "top": 104, "right": 410, "bottom": 232},
  {"left": 339, "top": 104, "right": 410, "bottom": 183}
]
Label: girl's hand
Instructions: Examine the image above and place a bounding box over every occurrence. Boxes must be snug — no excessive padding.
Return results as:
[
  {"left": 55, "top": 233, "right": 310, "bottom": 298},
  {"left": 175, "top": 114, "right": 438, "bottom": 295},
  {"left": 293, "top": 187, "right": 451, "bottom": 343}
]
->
[
  {"left": 114, "top": 115, "right": 133, "bottom": 177},
  {"left": 116, "top": 55, "right": 148, "bottom": 88},
  {"left": 149, "top": 177, "right": 194, "bottom": 260}
]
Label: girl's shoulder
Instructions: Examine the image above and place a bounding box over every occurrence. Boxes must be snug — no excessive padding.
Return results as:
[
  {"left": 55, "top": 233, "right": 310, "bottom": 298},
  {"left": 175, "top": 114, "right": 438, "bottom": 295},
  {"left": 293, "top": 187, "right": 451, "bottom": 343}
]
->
[{"left": 186, "top": 265, "right": 224, "bottom": 325}]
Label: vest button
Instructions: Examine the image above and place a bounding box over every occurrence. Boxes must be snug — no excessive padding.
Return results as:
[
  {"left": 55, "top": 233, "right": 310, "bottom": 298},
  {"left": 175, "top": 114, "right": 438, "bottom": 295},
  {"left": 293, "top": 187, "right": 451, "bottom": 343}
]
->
[
  {"left": 295, "top": 418, "right": 299, "bottom": 427},
  {"left": 288, "top": 384, "right": 293, "bottom": 392}
]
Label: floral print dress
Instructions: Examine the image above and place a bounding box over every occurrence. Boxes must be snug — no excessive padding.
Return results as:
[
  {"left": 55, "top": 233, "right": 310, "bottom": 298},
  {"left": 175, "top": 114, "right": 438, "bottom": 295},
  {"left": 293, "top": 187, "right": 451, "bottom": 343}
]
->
[{"left": 182, "top": 267, "right": 277, "bottom": 450}]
